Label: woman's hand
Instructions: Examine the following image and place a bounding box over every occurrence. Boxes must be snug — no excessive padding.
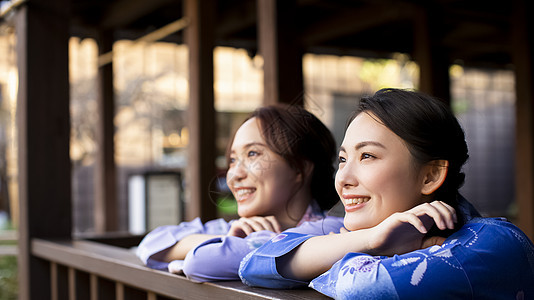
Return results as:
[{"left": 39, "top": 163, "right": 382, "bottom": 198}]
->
[
  {"left": 227, "top": 216, "right": 282, "bottom": 238},
  {"left": 366, "top": 201, "right": 456, "bottom": 256}
]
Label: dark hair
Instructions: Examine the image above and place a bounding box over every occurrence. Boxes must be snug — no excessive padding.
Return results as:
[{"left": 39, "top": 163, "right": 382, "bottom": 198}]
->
[
  {"left": 227, "top": 104, "right": 338, "bottom": 210},
  {"left": 350, "top": 88, "right": 469, "bottom": 208}
]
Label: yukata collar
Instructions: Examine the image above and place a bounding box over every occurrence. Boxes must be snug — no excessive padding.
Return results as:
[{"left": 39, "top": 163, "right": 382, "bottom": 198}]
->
[
  {"left": 297, "top": 200, "right": 325, "bottom": 226},
  {"left": 457, "top": 193, "right": 482, "bottom": 223}
]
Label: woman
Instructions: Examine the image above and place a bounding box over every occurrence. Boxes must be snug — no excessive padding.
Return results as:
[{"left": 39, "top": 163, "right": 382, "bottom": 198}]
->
[
  {"left": 239, "top": 89, "right": 534, "bottom": 298},
  {"left": 136, "top": 104, "right": 343, "bottom": 281}
]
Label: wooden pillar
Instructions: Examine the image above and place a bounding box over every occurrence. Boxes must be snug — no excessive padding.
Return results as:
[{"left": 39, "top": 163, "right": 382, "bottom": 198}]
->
[
  {"left": 94, "top": 31, "right": 118, "bottom": 232},
  {"left": 15, "top": 0, "right": 71, "bottom": 299},
  {"left": 257, "top": 0, "right": 304, "bottom": 106},
  {"left": 512, "top": 0, "right": 534, "bottom": 240},
  {"left": 184, "top": 0, "right": 217, "bottom": 221},
  {"left": 413, "top": 5, "right": 451, "bottom": 104}
]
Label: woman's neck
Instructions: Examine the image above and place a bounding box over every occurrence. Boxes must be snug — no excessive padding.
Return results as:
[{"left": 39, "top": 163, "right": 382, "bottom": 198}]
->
[{"left": 276, "top": 189, "right": 313, "bottom": 231}]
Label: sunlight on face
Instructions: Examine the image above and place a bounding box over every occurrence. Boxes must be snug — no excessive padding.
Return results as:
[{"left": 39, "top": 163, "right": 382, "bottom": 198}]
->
[
  {"left": 226, "top": 118, "right": 300, "bottom": 218},
  {"left": 336, "top": 113, "right": 427, "bottom": 231}
]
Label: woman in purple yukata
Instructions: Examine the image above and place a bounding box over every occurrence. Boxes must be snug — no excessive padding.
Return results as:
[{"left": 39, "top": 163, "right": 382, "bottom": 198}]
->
[
  {"left": 239, "top": 88, "right": 534, "bottom": 299},
  {"left": 136, "top": 104, "right": 344, "bottom": 281}
]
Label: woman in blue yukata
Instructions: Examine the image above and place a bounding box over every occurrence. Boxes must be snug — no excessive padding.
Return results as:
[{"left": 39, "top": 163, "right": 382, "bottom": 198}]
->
[
  {"left": 136, "top": 104, "right": 344, "bottom": 281},
  {"left": 239, "top": 88, "right": 534, "bottom": 299}
]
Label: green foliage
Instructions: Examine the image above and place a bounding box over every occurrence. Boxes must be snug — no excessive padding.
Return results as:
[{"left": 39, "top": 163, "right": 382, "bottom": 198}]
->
[
  {"left": 217, "top": 196, "right": 237, "bottom": 215},
  {"left": 0, "top": 256, "right": 17, "bottom": 300}
]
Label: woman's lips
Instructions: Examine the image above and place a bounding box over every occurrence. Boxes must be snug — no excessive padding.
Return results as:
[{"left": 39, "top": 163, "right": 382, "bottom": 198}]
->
[
  {"left": 235, "top": 188, "right": 256, "bottom": 202},
  {"left": 342, "top": 195, "right": 370, "bottom": 212}
]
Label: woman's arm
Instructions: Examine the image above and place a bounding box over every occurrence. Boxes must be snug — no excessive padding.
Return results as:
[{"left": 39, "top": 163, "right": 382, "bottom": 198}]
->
[
  {"left": 183, "top": 231, "right": 276, "bottom": 281},
  {"left": 311, "top": 218, "right": 534, "bottom": 299},
  {"left": 136, "top": 218, "right": 231, "bottom": 269},
  {"left": 277, "top": 201, "right": 456, "bottom": 281},
  {"left": 277, "top": 228, "right": 374, "bottom": 281},
  {"left": 152, "top": 234, "right": 223, "bottom": 261}
]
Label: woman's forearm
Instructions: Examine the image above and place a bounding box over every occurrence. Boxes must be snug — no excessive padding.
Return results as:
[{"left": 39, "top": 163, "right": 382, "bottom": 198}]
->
[
  {"left": 152, "top": 234, "right": 222, "bottom": 262},
  {"left": 277, "top": 229, "right": 373, "bottom": 281}
]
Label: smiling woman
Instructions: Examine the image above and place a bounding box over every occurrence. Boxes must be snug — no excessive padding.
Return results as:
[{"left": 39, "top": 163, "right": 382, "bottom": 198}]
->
[
  {"left": 239, "top": 88, "right": 534, "bottom": 299},
  {"left": 136, "top": 104, "right": 342, "bottom": 282}
]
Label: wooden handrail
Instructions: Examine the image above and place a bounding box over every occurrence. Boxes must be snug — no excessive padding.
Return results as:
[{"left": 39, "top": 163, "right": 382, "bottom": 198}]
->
[{"left": 32, "top": 238, "right": 329, "bottom": 300}]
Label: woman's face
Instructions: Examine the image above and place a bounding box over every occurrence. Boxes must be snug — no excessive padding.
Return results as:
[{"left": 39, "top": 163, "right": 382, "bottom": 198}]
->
[
  {"left": 226, "top": 118, "right": 301, "bottom": 218},
  {"left": 336, "top": 112, "right": 427, "bottom": 231}
]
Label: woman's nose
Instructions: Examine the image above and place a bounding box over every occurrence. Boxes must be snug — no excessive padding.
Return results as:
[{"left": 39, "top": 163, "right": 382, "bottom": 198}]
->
[
  {"left": 227, "top": 160, "right": 247, "bottom": 183},
  {"left": 336, "top": 162, "right": 358, "bottom": 187}
]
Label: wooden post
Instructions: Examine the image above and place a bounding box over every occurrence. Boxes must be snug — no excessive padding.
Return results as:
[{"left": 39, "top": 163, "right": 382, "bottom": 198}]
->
[
  {"left": 15, "top": 0, "right": 72, "bottom": 299},
  {"left": 413, "top": 5, "right": 451, "bottom": 104},
  {"left": 94, "top": 31, "right": 118, "bottom": 232},
  {"left": 184, "top": 0, "right": 217, "bottom": 221},
  {"left": 257, "top": 0, "right": 304, "bottom": 106},
  {"left": 512, "top": 0, "right": 534, "bottom": 240}
]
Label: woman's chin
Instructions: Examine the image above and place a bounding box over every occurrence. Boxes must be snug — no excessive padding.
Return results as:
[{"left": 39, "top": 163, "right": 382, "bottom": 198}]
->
[
  {"left": 237, "top": 206, "right": 256, "bottom": 218},
  {"left": 343, "top": 219, "right": 369, "bottom": 232}
]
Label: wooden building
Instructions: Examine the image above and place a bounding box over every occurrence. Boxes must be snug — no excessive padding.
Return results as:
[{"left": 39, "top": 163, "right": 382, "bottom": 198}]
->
[{"left": 1, "top": 0, "right": 533, "bottom": 298}]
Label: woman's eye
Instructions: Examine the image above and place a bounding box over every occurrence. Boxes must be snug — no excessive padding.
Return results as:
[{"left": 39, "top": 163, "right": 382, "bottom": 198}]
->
[
  {"left": 228, "top": 157, "right": 236, "bottom": 165},
  {"left": 360, "top": 153, "right": 374, "bottom": 160},
  {"left": 248, "top": 150, "right": 260, "bottom": 157},
  {"left": 338, "top": 156, "right": 346, "bottom": 163}
]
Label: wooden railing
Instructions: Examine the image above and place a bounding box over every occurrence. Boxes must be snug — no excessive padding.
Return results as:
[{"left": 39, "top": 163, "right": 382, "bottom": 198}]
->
[{"left": 32, "top": 238, "right": 330, "bottom": 300}]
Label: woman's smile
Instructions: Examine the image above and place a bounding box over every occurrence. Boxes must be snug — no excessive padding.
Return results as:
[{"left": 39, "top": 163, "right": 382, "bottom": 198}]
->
[
  {"left": 234, "top": 187, "right": 257, "bottom": 202},
  {"left": 342, "top": 194, "right": 370, "bottom": 212}
]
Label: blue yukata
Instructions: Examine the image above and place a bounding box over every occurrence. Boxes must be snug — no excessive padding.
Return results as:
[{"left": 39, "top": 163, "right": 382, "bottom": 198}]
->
[
  {"left": 239, "top": 197, "right": 534, "bottom": 299},
  {"left": 136, "top": 201, "right": 330, "bottom": 282}
]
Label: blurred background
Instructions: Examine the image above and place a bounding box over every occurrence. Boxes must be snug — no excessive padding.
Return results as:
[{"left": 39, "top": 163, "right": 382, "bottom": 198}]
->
[{"left": 0, "top": 0, "right": 529, "bottom": 298}]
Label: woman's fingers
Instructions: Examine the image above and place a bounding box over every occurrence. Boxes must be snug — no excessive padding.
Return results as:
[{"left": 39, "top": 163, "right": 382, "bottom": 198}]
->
[
  {"left": 227, "top": 222, "right": 251, "bottom": 237},
  {"left": 264, "top": 216, "right": 282, "bottom": 233},
  {"left": 431, "top": 201, "right": 457, "bottom": 229},
  {"left": 410, "top": 201, "right": 457, "bottom": 231},
  {"left": 228, "top": 216, "right": 282, "bottom": 237},
  {"left": 395, "top": 212, "right": 428, "bottom": 234},
  {"left": 240, "top": 217, "right": 266, "bottom": 232}
]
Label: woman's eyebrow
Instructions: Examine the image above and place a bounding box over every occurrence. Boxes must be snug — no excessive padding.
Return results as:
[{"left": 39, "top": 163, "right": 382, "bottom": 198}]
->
[
  {"left": 243, "top": 142, "right": 266, "bottom": 149},
  {"left": 355, "top": 141, "right": 385, "bottom": 150},
  {"left": 236, "top": 142, "right": 267, "bottom": 153}
]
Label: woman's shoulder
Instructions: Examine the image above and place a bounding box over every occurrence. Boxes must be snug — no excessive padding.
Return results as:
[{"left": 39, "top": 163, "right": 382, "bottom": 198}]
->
[
  {"left": 450, "top": 217, "right": 534, "bottom": 274},
  {"left": 453, "top": 217, "right": 533, "bottom": 249},
  {"left": 461, "top": 217, "right": 533, "bottom": 243}
]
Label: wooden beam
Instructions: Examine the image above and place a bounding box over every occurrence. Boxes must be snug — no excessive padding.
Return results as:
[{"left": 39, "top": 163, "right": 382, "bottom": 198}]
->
[
  {"left": 100, "top": 0, "right": 176, "bottom": 29},
  {"left": 413, "top": 5, "right": 451, "bottom": 104},
  {"left": 512, "top": 0, "right": 534, "bottom": 240},
  {"left": 94, "top": 30, "right": 118, "bottom": 233},
  {"left": 215, "top": 0, "right": 256, "bottom": 38},
  {"left": 15, "top": 0, "right": 71, "bottom": 299},
  {"left": 301, "top": 3, "right": 414, "bottom": 47},
  {"left": 184, "top": 0, "right": 217, "bottom": 221},
  {"left": 257, "top": 0, "right": 304, "bottom": 105}
]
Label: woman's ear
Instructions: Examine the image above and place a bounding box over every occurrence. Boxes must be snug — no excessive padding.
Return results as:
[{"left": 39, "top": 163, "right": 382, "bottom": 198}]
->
[
  {"left": 421, "top": 160, "right": 449, "bottom": 195},
  {"left": 297, "top": 161, "right": 314, "bottom": 184}
]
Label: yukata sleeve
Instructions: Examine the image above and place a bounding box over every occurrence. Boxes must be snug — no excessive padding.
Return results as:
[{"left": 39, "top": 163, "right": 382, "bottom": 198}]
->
[
  {"left": 136, "top": 218, "right": 231, "bottom": 270},
  {"left": 182, "top": 230, "right": 275, "bottom": 282},
  {"left": 285, "top": 216, "right": 345, "bottom": 235},
  {"left": 310, "top": 218, "right": 534, "bottom": 300},
  {"left": 238, "top": 232, "right": 316, "bottom": 289},
  {"left": 238, "top": 217, "right": 344, "bottom": 288},
  {"left": 310, "top": 244, "right": 471, "bottom": 299}
]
